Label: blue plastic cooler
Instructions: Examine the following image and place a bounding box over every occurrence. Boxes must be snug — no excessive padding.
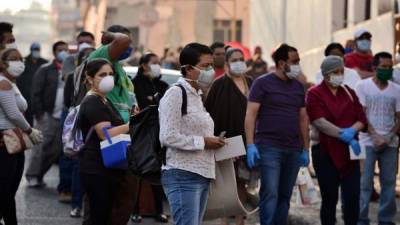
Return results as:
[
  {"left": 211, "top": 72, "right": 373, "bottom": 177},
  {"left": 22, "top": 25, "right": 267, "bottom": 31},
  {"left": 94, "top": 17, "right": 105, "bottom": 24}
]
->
[{"left": 100, "top": 126, "right": 131, "bottom": 169}]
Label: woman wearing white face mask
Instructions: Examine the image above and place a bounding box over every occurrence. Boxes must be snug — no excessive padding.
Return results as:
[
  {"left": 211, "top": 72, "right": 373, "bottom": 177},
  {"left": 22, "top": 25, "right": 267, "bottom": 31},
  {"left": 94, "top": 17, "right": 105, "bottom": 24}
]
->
[
  {"left": 130, "top": 53, "right": 169, "bottom": 223},
  {"left": 77, "top": 59, "right": 130, "bottom": 225},
  {"left": 306, "top": 55, "right": 367, "bottom": 225},
  {"left": 205, "top": 48, "right": 252, "bottom": 225},
  {"left": 131, "top": 53, "right": 169, "bottom": 110},
  {"left": 159, "top": 43, "right": 225, "bottom": 225},
  {"left": 0, "top": 48, "right": 43, "bottom": 225}
]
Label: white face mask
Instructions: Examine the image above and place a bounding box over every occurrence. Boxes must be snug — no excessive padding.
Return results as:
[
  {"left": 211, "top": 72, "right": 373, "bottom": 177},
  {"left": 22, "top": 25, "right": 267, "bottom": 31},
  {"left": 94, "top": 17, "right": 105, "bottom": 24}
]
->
[
  {"left": 229, "top": 61, "right": 247, "bottom": 76},
  {"left": 328, "top": 73, "right": 344, "bottom": 87},
  {"left": 286, "top": 64, "right": 301, "bottom": 79},
  {"left": 149, "top": 64, "right": 161, "bottom": 78},
  {"left": 7, "top": 61, "right": 25, "bottom": 77},
  {"left": 98, "top": 76, "right": 114, "bottom": 94},
  {"left": 5, "top": 42, "right": 18, "bottom": 50},
  {"left": 197, "top": 66, "right": 215, "bottom": 88}
]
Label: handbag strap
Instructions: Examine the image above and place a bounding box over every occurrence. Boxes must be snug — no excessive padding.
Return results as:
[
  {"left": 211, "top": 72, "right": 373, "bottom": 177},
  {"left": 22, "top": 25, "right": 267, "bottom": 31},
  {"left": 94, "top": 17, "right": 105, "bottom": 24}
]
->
[{"left": 342, "top": 85, "right": 354, "bottom": 103}]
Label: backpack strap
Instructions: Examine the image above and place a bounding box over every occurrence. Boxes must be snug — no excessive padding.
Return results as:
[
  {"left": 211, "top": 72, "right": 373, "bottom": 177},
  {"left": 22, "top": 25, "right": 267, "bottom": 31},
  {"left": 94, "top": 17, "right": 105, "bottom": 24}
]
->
[{"left": 175, "top": 84, "right": 187, "bottom": 116}]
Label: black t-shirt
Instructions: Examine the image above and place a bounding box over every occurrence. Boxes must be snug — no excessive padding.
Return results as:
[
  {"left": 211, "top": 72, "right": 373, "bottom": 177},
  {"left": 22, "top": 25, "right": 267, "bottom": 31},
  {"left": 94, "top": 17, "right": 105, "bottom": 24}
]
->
[{"left": 78, "top": 94, "right": 125, "bottom": 177}]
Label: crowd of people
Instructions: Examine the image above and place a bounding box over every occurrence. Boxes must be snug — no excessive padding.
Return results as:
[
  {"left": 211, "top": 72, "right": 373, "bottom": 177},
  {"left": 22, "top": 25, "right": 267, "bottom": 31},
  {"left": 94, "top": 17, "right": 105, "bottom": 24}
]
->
[{"left": 0, "top": 20, "right": 399, "bottom": 225}]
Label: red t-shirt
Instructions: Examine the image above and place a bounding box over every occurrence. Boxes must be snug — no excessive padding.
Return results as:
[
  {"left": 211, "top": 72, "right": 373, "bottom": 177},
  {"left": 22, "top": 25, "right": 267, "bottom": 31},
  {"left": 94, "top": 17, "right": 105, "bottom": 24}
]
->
[
  {"left": 344, "top": 52, "right": 373, "bottom": 72},
  {"left": 306, "top": 82, "right": 367, "bottom": 177},
  {"left": 214, "top": 68, "right": 225, "bottom": 79}
]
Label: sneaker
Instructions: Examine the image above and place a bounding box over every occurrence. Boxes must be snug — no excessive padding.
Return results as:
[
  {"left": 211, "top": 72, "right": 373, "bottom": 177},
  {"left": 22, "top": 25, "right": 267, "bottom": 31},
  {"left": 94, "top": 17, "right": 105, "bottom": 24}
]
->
[
  {"left": 27, "top": 178, "right": 46, "bottom": 188},
  {"left": 70, "top": 208, "right": 81, "bottom": 218},
  {"left": 130, "top": 214, "right": 142, "bottom": 223},
  {"left": 59, "top": 192, "right": 72, "bottom": 203},
  {"left": 155, "top": 214, "right": 168, "bottom": 223}
]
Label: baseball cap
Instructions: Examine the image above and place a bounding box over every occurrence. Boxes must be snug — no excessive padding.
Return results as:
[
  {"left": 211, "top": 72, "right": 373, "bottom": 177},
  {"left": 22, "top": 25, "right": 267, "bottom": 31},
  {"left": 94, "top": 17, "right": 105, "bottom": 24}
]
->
[
  {"left": 30, "top": 42, "right": 40, "bottom": 50},
  {"left": 353, "top": 28, "right": 372, "bottom": 39}
]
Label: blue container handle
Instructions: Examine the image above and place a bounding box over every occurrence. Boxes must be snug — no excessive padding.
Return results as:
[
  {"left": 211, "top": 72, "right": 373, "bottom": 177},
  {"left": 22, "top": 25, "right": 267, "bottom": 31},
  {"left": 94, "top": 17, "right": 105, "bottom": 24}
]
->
[{"left": 102, "top": 125, "right": 113, "bottom": 144}]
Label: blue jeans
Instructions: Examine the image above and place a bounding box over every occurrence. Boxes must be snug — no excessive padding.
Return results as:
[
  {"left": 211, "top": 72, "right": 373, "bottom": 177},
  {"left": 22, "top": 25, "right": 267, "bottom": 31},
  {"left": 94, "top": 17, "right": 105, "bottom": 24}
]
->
[
  {"left": 257, "top": 146, "right": 301, "bottom": 225},
  {"left": 71, "top": 159, "right": 82, "bottom": 209},
  {"left": 161, "top": 169, "right": 210, "bottom": 225},
  {"left": 359, "top": 146, "right": 398, "bottom": 225}
]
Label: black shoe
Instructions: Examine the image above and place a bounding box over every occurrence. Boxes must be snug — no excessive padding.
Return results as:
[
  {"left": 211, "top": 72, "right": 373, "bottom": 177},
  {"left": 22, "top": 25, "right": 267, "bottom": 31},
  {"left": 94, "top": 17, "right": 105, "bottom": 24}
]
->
[
  {"left": 155, "top": 214, "right": 168, "bottom": 223},
  {"left": 130, "top": 214, "right": 142, "bottom": 223}
]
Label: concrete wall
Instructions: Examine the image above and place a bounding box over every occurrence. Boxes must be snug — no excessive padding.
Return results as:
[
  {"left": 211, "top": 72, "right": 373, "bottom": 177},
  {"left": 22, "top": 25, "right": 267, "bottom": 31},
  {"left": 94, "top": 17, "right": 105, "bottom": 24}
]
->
[{"left": 250, "top": 0, "right": 332, "bottom": 80}]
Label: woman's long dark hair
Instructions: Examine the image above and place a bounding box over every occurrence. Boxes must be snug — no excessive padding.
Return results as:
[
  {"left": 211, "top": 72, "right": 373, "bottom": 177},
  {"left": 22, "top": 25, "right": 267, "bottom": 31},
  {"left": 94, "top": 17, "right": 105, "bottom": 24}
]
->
[{"left": 137, "top": 52, "right": 157, "bottom": 76}]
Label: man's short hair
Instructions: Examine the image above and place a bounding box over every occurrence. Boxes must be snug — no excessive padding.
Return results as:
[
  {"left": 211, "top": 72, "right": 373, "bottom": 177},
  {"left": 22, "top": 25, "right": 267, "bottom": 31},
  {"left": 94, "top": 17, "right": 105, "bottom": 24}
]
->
[
  {"left": 107, "top": 25, "right": 131, "bottom": 35},
  {"left": 77, "top": 31, "right": 95, "bottom": 41},
  {"left": 210, "top": 42, "right": 225, "bottom": 53},
  {"left": 52, "top": 41, "right": 68, "bottom": 54},
  {"left": 272, "top": 43, "right": 296, "bottom": 65},
  {"left": 0, "top": 22, "right": 13, "bottom": 43},
  {"left": 373, "top": 52, "right": 392, "bottom": 67},
  {"left": 324, "top": 43, "right": 345, "bottom": 56}
]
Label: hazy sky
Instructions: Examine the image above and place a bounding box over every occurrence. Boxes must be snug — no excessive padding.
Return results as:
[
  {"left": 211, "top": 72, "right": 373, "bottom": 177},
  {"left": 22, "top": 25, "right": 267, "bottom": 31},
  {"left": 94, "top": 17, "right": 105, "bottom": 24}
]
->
[{"left": 0, "top": 0, "right": 51, "bottom": 12}]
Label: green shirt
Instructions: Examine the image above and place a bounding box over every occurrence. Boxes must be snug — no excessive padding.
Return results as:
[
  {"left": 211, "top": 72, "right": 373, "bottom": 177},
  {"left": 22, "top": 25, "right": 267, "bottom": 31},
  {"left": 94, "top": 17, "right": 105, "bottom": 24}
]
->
[{"left": 87, "top": 45, "right": 136, "bottom": 123}]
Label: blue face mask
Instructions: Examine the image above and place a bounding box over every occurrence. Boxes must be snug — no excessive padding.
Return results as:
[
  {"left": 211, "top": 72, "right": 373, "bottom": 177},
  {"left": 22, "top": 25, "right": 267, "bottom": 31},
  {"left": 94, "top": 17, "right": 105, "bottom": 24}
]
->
[
  {"left": 118, "top": 47, "right": 133, "bottom": 61},
  {"left": 56, "top": 50, "right": 68, "bottom": 62},
  {"left": 357, "top": 40, "right": 371, "bottom": 52}
]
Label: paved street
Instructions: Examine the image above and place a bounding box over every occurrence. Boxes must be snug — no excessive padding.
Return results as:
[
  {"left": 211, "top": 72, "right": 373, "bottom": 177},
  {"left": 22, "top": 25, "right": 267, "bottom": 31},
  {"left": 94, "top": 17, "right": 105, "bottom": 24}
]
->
[
  {"left": 15, "top": 154, "right": 400, "bottom": 225},
  {"left": 15, "top": 160, "right": 260, "bottom": 225}
]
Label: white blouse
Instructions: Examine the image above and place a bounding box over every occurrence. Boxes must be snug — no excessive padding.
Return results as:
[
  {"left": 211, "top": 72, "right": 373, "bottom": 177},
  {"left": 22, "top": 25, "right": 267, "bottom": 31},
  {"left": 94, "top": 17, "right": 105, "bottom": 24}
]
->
[{"left": 159, "top": 78, "right": 216, "bottom": 179}]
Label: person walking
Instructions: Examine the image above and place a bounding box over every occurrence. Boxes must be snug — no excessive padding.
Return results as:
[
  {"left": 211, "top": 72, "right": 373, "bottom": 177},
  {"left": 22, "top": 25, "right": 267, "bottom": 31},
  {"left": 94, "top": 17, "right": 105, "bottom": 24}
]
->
[
  {"left": 356, "top": 52, "right": 400, "bottom": 225},
  {"left": 0, "top": 48, "right": 42, "bottom": 225},
  {"left": 306, "top": 55, "right": 367, "bottom": 225},
  {"left": 25, "top": 41, "right": 69, "bottom": 194},
  {"left": 159, "top": 43, "right": 225, "bottom": 225},
  {"left": 244, "top": 44, "right": 310, "bottom": 225}
]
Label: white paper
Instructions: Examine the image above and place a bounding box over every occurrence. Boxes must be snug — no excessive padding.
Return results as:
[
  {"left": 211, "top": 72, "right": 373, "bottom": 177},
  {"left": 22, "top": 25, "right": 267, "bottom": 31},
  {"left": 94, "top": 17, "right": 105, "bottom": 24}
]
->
[
  {"left": 350, "top": 144, "right": 366, "bottom": 160},
  {"left": 214, "top": 136, "right": 246, "bottom": 161}
]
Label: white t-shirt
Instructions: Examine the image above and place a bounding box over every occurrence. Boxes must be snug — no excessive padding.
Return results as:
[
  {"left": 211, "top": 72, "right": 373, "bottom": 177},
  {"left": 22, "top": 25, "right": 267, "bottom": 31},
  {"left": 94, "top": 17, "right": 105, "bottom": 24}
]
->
[
  {"left": 355, "top": 78, "right": 400, "bottom": 147},
  {"left": 392, "top": 67, "right": 400, "bottom": 85},
  {"left": 315, "top": 67, "right": 361, "bottom": 89},
  {"left": 52, "top": 72, "right": 65, "bottom": 119}
]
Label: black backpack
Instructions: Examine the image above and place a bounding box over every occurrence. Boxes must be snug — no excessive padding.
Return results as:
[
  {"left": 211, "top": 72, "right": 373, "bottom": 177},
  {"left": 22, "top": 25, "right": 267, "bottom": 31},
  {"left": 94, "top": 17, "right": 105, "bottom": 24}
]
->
[{"left": 127, "top": 84, "right": 187, "bottom": 184}]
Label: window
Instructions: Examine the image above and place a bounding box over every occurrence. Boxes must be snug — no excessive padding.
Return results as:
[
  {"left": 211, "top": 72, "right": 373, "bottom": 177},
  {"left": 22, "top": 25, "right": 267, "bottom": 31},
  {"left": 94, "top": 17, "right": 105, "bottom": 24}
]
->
[
  {"left": 213, "top": 20, "right": 242, "bottom": 43},
  {"left": 365, "top": 0, "right": 371, "bottom": 20},
  {"left": 378, "top": 0, "right": 392, "bottom": 15}
]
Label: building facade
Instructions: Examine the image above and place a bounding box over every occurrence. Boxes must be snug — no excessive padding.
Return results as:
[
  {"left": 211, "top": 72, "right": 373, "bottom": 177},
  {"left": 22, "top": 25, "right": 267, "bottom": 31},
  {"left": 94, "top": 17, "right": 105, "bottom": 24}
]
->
[
  {"left": 250, "top": 0, "right": 397, "bottom": 82},
  {"left": 80, "top": 0, "right": 250, "bottom": 55}
]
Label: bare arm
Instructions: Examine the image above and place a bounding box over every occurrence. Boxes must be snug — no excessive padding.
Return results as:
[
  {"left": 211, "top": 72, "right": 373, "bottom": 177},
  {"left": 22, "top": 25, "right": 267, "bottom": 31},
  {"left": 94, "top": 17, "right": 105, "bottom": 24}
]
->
[
  {"left": 299, "top": 107, "right": 310, "bottom": 149},
  {"left": 94, "top": 121, "right": 129, "bottom": 141},
  {"left": 102, "top": 32, "right": 132, "bottom": 61},
  {"left": 312, "top": 118, "right": 341, "bottom": 138},
  {"left": 245, "top": 102, "right": 261, "bottom": 145}
]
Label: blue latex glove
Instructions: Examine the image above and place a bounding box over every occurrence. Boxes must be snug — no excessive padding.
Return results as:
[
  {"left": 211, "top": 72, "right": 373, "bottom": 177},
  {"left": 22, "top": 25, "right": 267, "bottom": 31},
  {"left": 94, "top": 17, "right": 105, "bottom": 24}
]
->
[
  {"left": 246, "top": 144, "right": 260, "bottom": 168},
  {"left": 300, "top": 149, "right": 310, "bottom": 167},
  {"left": 339, "top": 127, "right": 357, "bottom": 143},
  {"left": 349, "top": 139, "right": 361, "bottom": 156}
]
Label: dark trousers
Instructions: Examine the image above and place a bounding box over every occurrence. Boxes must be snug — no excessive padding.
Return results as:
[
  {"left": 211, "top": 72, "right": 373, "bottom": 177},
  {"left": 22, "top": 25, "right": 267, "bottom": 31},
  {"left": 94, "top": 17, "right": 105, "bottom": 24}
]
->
[
  {"left": 81, "top": 172, "right": 139, "bottom": 225},
  {"left": 0, "top": 148, "right": 24, "bottom": 225},
  {"left": 133, "top": 180, "right": 164, "bottom": 215},
  {"left": 81, "top": 173, "right": 119, "bottom": 225},
  {"left": 312, "top": 144, "right": 360, "bottom": 225}
]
